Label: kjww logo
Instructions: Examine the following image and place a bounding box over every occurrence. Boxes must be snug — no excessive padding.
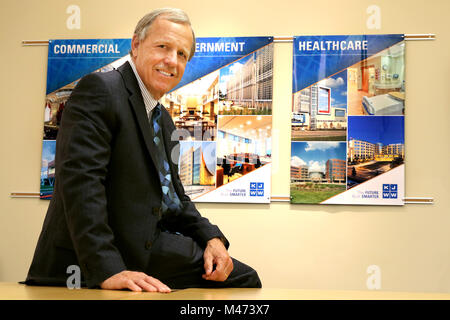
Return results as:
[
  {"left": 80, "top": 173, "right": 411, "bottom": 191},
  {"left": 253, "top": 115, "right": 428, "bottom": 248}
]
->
[
  {"left": 250, "top": 182, "right": 264, "bottom": 197},
  {"left": 382, "top": 184, "right": 398, "bottom": 199}
]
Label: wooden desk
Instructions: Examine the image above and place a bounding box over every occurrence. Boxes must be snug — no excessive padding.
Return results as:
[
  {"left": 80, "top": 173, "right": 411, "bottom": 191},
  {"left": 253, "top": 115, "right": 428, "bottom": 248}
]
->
[{"left": 1, "top": 283, "right": 449, "bottom": 300}]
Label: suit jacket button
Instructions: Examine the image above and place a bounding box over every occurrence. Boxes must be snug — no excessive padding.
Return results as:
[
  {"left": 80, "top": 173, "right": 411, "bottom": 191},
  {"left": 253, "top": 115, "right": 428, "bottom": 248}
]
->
[
  {"left": 153, "top": 207, "right": 160, "bottom": 215},
  {"left": 145, "top": 241, "right": 152, "bottom": 250}
]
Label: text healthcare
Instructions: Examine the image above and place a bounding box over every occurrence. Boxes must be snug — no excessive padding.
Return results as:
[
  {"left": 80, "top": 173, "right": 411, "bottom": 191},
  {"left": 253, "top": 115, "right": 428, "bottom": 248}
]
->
[{"left": 298, "top": 40, "right": 368, "bottom": 51}]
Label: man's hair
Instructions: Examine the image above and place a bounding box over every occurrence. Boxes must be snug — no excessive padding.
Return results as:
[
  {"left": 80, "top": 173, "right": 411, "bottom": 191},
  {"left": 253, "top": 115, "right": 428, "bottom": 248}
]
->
[{"left": 133, "top": 8, "right": 196, "bottom": 61}]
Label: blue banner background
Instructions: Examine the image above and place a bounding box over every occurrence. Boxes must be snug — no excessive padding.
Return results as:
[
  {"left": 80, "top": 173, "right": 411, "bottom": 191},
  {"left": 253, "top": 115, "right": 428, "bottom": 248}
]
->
[
  {"left": 173, "top": 36, "right": 273, "bottom": 91},
  {"left": 46, "top": 39, "right": 131, "bottom": 94},
  {"left": 46, "top": 37, "right": 273, "bottom": 95}
]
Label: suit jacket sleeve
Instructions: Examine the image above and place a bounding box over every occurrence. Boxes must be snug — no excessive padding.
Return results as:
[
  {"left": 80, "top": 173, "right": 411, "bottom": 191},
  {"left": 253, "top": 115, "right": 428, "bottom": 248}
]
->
[
  {"left": 56, "top": 73, "right": 127, "bottom": 287},
  {"left": 160, "top": 113, "right": 230, "bottom": 250}
]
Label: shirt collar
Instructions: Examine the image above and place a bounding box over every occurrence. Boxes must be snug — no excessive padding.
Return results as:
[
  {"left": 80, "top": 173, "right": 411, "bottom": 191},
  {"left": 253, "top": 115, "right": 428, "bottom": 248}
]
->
[{"left": 128, "top": 57, "right": 159, "bottom": 118}]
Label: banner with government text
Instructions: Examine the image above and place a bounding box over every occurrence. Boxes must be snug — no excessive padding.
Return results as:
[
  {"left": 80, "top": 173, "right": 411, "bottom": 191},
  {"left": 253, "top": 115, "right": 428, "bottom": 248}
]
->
[{"left": 163, "top": 37, "right": 274, "bottom": 203}]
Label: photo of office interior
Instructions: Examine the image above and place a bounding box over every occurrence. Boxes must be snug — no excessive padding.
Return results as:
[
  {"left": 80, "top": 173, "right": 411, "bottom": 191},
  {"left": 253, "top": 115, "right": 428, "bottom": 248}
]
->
[
  {"left": 216, "top": 115, "right": 272, "bottom": 187},
  {"left": 347, "top": 41, "right": 405, "bottom": 116},
  {"left": 218, "top": 44, "right": 273, "bottom": 115},
  {"left": 162, "top": 71, "right": 219, "bottom": 141},
  {"left": 291, "top": 70, "right": 347, "bottom": 141}
]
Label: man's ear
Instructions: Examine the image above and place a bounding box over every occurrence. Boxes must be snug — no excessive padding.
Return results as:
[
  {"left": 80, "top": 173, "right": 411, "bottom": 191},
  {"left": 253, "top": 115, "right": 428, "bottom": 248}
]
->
[{"left": 131, "top": 34, "right": 140, "bottom": 58}]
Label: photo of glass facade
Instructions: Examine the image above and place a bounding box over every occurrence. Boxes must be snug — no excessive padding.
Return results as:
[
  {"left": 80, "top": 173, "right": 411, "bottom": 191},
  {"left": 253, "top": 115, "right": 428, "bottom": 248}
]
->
[{"left": 219, "top": 43, "right": 273, "bottom": 115}]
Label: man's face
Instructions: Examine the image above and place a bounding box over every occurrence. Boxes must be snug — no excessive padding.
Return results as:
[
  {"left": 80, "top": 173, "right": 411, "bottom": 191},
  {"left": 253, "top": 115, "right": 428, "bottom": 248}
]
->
[{"left": 131, "top": 17, "right": 193, "bottom": 100}]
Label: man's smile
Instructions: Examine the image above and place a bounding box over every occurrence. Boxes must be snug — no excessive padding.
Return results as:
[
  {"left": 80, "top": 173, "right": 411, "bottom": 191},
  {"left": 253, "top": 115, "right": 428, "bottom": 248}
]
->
[{"left": 157, "top": 69, "right": 175, "bottom": 77}]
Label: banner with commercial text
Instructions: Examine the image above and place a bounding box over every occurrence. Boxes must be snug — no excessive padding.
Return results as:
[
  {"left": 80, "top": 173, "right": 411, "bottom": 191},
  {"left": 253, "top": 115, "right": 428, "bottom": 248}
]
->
[
  {"left": 290, "top": 34, "right": 405, "bottom": 205},
  {"left": 40, "top": 37, "right": 274, "bottom": 204}
]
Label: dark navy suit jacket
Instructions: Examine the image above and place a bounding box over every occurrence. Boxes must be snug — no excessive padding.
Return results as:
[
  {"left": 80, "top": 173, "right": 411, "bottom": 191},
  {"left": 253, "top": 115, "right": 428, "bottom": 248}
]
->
[{"left": 25, "top": 61, "right": 228, "bottom": 288}]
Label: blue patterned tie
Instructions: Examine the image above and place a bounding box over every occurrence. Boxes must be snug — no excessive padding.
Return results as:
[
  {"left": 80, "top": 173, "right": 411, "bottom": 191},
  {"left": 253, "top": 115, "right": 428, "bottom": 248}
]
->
[{"left": 150, "top": 104, "right": 182, "bottom": 215}]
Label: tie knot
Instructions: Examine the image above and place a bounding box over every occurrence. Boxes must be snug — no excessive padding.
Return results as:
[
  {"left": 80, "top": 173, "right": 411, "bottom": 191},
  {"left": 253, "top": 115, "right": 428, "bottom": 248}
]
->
[{"left": 152, "top": 103, "right": 162, "bottom": 122}]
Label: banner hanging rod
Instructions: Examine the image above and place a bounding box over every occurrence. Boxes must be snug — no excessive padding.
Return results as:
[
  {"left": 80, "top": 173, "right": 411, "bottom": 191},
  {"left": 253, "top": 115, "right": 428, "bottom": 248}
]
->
[
  {"left": 273, "top": 34, "right": 436, "bottom": 42},
  {"left": 269, "top": 195, "right": 434, "bottom": 204},
  {"left": 10, "top": 192, "right": 434, "bottom": 204},
  {"left": 22, "top": 34, "right": 435, "bottom": 46}
]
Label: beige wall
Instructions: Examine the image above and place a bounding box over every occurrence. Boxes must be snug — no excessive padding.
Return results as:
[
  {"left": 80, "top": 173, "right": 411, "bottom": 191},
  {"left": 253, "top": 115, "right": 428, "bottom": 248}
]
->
[{"left": 1, "top": 0, "right": 449, "bottom": 293}]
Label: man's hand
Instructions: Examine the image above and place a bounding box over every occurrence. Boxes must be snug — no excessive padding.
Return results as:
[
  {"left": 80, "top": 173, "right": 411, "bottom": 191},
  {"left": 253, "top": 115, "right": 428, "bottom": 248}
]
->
[
  {"left": 202, "top": 238, "right": 233, "bottom": 282},
  {"left": 100, "top": 270, "right": 171, "bottom": 293}
]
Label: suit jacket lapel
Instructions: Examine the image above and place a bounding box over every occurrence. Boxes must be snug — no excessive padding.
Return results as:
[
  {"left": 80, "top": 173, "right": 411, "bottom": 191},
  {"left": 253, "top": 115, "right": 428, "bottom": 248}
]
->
[{"left": 117, "top": 61, "right": 162, "bottom": 174}]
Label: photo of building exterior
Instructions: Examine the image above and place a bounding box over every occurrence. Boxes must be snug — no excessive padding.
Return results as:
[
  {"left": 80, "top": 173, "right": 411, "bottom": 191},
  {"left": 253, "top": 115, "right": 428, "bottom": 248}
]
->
[
  {"left": 40, "top": 140, "right": 56, "bottom": 199},
  {"left": 290, "top": 142, "right": 347, "bottom": 204},
  {"left": 347, "top": 41, "right": 405, "bottom": 116},
  {"left": 347, "top": 116, "right": 405, "bottom": 188},
  {"left": 219, "top": 43, "right": 273, "bottom": 115},
  {"left": 291, "top": 70, "right": 347, "bottom": 141},
  {"left": 348, "top": 139, "right": 405, "bottom": 162},
  {"left": 162, "top": 71, "right": 219, "bottom": 141},
  {"left": 290, "top": 164, "right": 309, "bottom": 182},
  {"left": 178, "top": 141, "right": 216, "bottom": 199},
  {"left": 326, "top": 158, "right": 346, "bottom": 183}
]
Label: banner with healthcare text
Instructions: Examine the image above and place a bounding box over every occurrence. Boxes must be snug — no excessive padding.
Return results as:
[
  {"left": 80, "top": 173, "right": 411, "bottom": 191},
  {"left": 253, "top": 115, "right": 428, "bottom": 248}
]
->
[
  {"left": 40, "top": 37, "right": 274, "bottom": 204},
  {"left": 290, "top": 34, "right": 405, "bottom": 205}
]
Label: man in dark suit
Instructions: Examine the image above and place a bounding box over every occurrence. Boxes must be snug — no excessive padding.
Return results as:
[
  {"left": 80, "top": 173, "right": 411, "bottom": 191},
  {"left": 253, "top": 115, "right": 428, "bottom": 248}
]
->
[{"left": 25, "top": 8, "right": 261, "bottom": 292}]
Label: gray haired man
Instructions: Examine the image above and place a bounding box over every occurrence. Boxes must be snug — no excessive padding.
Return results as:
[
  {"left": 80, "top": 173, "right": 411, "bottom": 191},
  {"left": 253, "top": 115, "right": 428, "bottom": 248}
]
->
[{"left": 25, "top": 8, "right": 261, "bottom": 292}]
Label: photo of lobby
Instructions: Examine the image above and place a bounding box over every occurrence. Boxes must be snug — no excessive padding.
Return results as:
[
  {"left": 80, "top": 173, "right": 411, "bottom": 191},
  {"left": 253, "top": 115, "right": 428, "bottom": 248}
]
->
[
  {"left": 43, "top": 55, "right": 130, "bottom": 140},
  {"left": 218, "top": 44, "right": 273, "bottom": 115},
  {"left": 216, "top": 115, "right": 272, "bottom": 187},
  {"left": 161, "top": 71, "right": 219, "bottom": 141},
  {"left": 347, "top": 41, "right": 405, "bottom": 116},
  {"left": 43, "top": 85, "right": 74, "bottom": 140}
]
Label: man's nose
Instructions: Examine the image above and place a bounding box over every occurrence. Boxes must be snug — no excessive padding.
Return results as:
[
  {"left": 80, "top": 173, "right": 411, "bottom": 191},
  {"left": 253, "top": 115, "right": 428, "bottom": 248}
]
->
[{"left": 164, "top": 50, "right": 178, "bottom": 67}]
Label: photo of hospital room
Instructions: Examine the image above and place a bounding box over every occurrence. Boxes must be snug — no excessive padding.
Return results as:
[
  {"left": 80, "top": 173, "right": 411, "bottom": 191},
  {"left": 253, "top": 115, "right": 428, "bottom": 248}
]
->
[
  {"left": 218, "top": 43, "right": 273, "bottom": 115},
  {"left": 216, "top": 115, "right": 272, "bottom": 187},
  {"left": 162, "top": 71, "right": 219, "bottom": 141},
  {"left": 347, "top": 41, "right": 405, "bottom": 116},
  {"left": 291, "top": 70, "right": 347, "bottom": 141}
]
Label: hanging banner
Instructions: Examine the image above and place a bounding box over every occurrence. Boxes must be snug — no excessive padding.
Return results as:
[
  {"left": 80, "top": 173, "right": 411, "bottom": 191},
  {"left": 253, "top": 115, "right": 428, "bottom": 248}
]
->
[
  {"left": 290, "top": 34, "right": 405, "bottom": 205},
  {"left": 162, "top": 36, "right": 274, "bottom": 203},
  {"left": 40, "top": 37, "right": 273, "bottom": 204}
]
